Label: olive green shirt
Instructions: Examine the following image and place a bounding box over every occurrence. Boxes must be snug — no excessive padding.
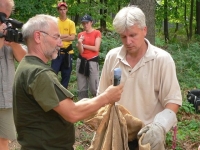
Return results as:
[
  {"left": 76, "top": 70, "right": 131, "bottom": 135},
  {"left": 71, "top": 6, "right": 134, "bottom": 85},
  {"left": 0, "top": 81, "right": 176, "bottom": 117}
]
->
[{"left": 13, "top": 56, "right": 75, "bottom": 150}]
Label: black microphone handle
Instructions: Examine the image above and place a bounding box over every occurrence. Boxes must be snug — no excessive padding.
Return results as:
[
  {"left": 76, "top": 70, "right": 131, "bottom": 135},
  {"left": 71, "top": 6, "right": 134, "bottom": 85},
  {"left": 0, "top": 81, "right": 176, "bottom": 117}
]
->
[{"left": 114, "top": 68, "right": 121, "bottom": 86}]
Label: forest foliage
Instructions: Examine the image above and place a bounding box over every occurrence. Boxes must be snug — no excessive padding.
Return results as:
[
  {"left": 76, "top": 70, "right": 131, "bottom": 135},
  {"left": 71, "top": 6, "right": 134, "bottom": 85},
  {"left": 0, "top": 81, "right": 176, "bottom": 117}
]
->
[
  {"left": 11, "top": 0, "right": 200, "bottom": 149},
  {"left": 12, "top": 0, "right": 200, "bottom": 41}
]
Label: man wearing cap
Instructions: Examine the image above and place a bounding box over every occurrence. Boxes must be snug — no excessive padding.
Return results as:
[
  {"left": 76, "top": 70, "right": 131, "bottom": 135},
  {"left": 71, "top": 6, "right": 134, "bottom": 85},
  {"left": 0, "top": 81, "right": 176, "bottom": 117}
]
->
[{"left": 51, "top": 2, "right": 76, "bottom": 89}]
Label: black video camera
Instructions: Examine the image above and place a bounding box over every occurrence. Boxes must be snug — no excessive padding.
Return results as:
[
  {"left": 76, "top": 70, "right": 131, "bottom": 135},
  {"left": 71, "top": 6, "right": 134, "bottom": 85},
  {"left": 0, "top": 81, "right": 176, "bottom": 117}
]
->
[
  {"left": 0, "top": 12, "right": 23, "bottom": 43},
  {"left": 187, "top": 89, "right": 200, "bottom": 113}
]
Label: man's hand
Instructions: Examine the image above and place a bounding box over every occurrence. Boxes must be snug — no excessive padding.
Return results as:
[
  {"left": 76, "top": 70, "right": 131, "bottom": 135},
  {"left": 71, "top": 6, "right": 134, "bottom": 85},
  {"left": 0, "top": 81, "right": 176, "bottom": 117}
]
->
[
  {"left": 138, "top": 108, "right": 177, "bottom": 150},
  {"left": 138, "top": 123, "right": 165, "bottom": 150},
  {"left": 0, "top": 23, "right": 6, "bottom": 48},
  {"left": 102, "top": 84, "right": 123, "bottom": 104},
  {"left": 0, "top": 23, "right": 6, "bottom": 34}
]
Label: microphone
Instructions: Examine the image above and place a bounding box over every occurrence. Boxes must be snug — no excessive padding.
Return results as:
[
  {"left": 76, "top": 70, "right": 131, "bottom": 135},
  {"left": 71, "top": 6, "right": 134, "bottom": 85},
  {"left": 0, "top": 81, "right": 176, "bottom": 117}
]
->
[{"left": 114, "top": 68, "right": 121, "bottom": 86}]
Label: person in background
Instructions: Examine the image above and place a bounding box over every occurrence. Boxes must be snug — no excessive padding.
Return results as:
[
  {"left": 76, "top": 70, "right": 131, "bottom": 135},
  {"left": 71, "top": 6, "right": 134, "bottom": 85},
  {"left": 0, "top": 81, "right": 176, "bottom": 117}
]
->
[
  {"left": 13, "top": 14, "right": 123, "bottom": 150},
  {"left": 0, "top": 0, "right": 27, "bottom": 149},
  {"left": 97, "top": 6, "right": 182, "bottom": 150},
  {"left": 51, "top": 2, "right": 76, "bottom": 89},
  {"left": 76, "top": 14, "right": 102, "bottom": 100}
]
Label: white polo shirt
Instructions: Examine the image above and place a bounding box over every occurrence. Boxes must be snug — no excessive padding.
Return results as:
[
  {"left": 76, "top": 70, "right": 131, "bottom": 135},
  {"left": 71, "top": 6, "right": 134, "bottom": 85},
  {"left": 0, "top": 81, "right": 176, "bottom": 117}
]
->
[{"left": 97, "top": 39, "right": 182, "bottom": 125}]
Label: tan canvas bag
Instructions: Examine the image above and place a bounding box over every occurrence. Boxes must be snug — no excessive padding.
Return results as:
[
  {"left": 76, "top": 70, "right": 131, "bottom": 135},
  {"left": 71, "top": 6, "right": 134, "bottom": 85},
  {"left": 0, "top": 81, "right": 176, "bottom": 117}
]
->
[{"left": 84, "top": 104, "right": 151, "bottom": 150}]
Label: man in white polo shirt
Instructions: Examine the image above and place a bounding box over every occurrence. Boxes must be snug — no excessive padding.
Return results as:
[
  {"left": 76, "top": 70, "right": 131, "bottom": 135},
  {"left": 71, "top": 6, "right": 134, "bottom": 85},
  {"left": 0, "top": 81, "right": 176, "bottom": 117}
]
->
[{"left": 97, "top": 5, "right": 182, "bottom": 150}]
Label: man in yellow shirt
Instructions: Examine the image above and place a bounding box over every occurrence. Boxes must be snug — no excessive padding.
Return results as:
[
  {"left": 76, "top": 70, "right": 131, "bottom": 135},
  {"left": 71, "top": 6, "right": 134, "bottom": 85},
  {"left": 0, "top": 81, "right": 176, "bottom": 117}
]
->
[{"left": 51, "top": 2, "right": 76, "bottom": 88}]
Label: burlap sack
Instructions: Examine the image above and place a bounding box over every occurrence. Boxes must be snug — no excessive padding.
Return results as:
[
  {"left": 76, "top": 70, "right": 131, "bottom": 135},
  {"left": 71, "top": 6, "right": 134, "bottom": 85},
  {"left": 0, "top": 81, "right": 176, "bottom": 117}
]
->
[{"left": 84, "top": 104, "right": 150, "bottom": 150}]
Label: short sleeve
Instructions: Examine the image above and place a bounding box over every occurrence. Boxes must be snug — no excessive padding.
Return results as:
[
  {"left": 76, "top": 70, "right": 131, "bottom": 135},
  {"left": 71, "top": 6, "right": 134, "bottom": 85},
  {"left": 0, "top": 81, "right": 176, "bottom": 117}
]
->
[
  {"left": 96, "top": 30, "right": 102, "bottom": 38},
  {"left": 29, "top": 70, "right": 74, "bottom": 112}
]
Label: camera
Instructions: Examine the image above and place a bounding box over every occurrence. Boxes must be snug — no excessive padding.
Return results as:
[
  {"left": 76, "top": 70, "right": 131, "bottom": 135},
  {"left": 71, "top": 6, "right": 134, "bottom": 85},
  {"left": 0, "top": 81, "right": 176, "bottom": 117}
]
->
[
  {"left": 187, "top": 89, "right": 200, "bottom": 113},
  {"left": 0, "top": 12, "right": 23, "bottom": 43}
]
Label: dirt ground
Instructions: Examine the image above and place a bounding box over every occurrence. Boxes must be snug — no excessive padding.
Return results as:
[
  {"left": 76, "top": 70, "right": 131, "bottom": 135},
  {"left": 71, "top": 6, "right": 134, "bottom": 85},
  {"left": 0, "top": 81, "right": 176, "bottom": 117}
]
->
[
  {"left": 8, "top": 123, "right": 200, "bottom": 150},
  {"left": 8, "top": 124, "right": 93, "bottom": 150}
]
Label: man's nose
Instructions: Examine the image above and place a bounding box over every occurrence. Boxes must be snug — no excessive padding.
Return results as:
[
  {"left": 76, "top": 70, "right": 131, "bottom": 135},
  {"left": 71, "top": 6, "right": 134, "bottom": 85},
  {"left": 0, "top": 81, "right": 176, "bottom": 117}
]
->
[
  {"left": 57, "top": 38, "right": 63, "bottom": 47},
  {"left": 126, "top": 37, "right": 132, "bottom": 45}
]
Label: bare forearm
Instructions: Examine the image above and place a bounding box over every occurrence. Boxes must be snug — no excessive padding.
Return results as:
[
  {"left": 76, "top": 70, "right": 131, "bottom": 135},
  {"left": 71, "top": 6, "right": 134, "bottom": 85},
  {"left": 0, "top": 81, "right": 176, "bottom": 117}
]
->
[
  {"left": 61, "top": 34, "right": 75, "bottom": 42},
  {"left": 71, "top": 94, "right": 108, "bottom": 121},
  {"left": 82, "top": 44, "right": 99, "bottom": 52},
  {"left": 83, "top": 37, "right": 101, "bottom": 52},
  {"left": 9, "top": 43, "right": 27, "bottom": 61},
  {"left": 54, "top": 94, "right": 108, "bottom": 123},
  {"left": 54, "top": 84, "right": 123, "bottom": 123},
  {"left": 76, "top": 41, "right": 84, "bottom": 54},
  {"left": 165, "top": 103, "right": 180, "bottom": 113}
]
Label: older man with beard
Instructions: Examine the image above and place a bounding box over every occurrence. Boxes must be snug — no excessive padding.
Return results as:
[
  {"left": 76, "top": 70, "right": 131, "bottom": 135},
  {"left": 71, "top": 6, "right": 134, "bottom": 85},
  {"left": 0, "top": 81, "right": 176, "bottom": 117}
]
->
[{"left": 13, "top": 14, "right": 123, "bottom": 150}]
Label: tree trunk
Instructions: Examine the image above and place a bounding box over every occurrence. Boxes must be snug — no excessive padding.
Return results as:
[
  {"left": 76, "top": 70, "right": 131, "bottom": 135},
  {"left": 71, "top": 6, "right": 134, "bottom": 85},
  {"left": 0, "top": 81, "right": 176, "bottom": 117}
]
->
[
  {"left": 189, "top": 0, "right": 194, "bottom": 40},
  {"left": 164, "top": 0, "right": 169, "bottom": 42},
  {"left": 196, "top": 0, "right": 200, "bottom": 35},
  {"left": 100, "top": 0, "right": 107, "bottom": 32},
  {"left": 129, "top": 0, "right": 155, "bottom": 44},
  {"left": 74, "top": 0, "right": 81, "bottom": 25},
  {"left": 184, "top": 1, "right": 189, "bottom": 40},
  {"left": 173, "top": 23, "right": 179, "bottom": 39},
  {"left": 173, "top": 4, "right": 179, "bottom": 40}
]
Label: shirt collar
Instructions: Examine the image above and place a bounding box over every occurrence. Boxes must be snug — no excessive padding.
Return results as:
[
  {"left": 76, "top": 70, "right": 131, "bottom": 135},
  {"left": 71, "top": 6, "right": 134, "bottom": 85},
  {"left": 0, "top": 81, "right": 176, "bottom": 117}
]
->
[{"left": 117, "top": 38, "right": 156, "bottom": 63}]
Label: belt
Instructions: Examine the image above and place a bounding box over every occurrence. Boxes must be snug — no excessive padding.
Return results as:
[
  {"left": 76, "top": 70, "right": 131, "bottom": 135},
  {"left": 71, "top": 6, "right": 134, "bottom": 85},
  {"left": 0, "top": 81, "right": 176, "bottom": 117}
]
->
[
  {"left": 60, "top": 48, "right": 67, "bottom": 52},
  {"left": 60, "top": 52, "right": 65, "bottom": 54}
]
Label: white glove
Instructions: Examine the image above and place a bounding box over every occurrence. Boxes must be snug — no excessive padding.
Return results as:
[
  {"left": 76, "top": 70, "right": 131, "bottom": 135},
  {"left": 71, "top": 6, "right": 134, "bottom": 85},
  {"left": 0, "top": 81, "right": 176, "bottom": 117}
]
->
[{"left": 138, "top": 109, "right": 177, "bottom": 150}]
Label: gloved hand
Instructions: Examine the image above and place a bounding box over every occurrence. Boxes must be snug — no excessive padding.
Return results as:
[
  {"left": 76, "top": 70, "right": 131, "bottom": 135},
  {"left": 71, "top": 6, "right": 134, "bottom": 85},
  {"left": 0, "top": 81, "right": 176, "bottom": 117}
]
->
[
  {"left": 138, "top": 109, "right": 177, "bottom": 150},
  {"left": 138, "top": 122, "right": 165, "bottom": 150}
]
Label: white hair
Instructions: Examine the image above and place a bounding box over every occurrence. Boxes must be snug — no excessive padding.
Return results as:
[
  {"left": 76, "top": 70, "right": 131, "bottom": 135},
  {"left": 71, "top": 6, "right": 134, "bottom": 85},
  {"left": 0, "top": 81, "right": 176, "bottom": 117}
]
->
[
  {"left": 22, "top": 14, "right": 58, "bottom": 42},
  {"left": 113, "top": 5, "right": 146, "bottom": 34}
]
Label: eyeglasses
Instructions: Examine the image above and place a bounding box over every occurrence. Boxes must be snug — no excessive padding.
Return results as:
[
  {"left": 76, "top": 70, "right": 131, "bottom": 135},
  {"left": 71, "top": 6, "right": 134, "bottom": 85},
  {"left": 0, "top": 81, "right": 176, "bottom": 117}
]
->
[{"left": 39, "top": 31, "right": 61, "bottom": 40}]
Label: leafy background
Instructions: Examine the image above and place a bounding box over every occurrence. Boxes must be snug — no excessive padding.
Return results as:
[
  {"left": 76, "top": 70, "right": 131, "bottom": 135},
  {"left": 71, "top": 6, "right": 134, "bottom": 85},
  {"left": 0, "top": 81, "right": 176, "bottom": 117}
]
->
[{"left": 8, "top": 0, "right": 200, "bottom": 149}]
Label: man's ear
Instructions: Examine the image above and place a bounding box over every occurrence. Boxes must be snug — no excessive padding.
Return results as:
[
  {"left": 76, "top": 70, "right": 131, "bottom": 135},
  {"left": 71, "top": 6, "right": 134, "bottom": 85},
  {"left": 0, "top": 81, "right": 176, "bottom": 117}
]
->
[
  {"left": 34, "top": 31, "right": 42, "bottom": 43},
  {"left": 143, "top": 26, "right": 147, "bottom": 37}
]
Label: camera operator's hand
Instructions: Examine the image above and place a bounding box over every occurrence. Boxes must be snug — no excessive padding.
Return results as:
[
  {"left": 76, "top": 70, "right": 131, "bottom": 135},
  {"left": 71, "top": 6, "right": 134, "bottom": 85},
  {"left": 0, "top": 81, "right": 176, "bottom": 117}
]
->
[
  {"left": 0, "top": 23, "right": 6, "bottom": 48},
  {"left": 4, "top": 39, "right": 15, "bottom": 46},
  {"left": 0, "top": 23, "right": 6, "bottom": 34},
  {"left": 3, "top": 41, "right": 27, "bottom": 62}
]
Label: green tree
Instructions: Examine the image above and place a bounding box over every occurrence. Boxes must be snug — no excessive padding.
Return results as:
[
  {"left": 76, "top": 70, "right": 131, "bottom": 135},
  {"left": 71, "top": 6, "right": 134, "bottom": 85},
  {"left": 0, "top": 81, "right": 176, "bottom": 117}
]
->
[
  {"left": 189, "top": 0, "right": 195, "bottom": 40},
  {"left": 11, "top": 0, "right": 200, "bottom": 42},
  {"left": 196, "top": 0, "right": 200, "bottom": 35},
  {"left": 12, "top": 0, "right": 57, "bottom": 23}
]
